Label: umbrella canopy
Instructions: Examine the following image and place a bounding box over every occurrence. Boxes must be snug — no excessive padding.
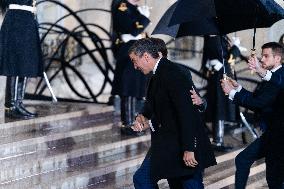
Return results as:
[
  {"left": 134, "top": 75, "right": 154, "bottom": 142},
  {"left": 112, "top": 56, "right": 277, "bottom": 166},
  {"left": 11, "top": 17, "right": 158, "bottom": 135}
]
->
[
  {"left": 168, "top": 0, "right": 216, "bottom": 26},
  {"left": 152, "top": 2, "right": 219, "bottom": 37},
  {"left": 169, "top": 0, "right": 284, "bottom": 34},
  {"left": 216, "top": 0, "right": 284, "bottom": 34}
]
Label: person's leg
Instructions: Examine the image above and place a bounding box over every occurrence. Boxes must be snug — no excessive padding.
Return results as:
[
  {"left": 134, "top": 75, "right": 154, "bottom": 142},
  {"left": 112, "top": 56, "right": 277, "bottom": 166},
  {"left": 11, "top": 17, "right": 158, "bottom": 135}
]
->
[
  {"left": 182, "top": 170, "right": 204, "bottom": 189},
  {"left": 121, "top": 96, "right": 144, "bottom": 136},
  {"left": 136, "top": 98, "right": 145, "bottom": 114},
  {"left": 235, "top": 138, "right": 264, "bottom": 189},
  {"left": 121, "top": 96, "right": 132, "bottom": 127},
  {"left": 167, "top": 177, "right": 183, "bottom": 189},
  {"left": 133, "top": 155, "right": 158, "bottom": 189},
  {"left": 212, "top": 120, "right": 233, "bottom": 152},
  {"left": 16, "top": 77, "right": 37, "bottom": 117},
  {"left": 266, "top": 158, "right": 284, "bottom": 189},
  {"left": 4, "top": 76, "right": 16, "bottom": 110},
  {"left": 4, "top": 76, "right": 33, "bottom": 118}
]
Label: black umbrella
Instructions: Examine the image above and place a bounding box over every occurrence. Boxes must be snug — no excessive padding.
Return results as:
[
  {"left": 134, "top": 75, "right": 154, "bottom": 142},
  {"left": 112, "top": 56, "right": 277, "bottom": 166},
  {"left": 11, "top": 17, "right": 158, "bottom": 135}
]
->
[
  {"left": 152, "top": 2, "right": 219, "bottom": 37},
  {"left": 217, "top": 0, "right": 284, "bottom": 34},
  {"left": 170, "top": 0, "right": 284, "bottom": 34},
  {"left": 168, "top": 0, "right": 217, "bottom": 25}
]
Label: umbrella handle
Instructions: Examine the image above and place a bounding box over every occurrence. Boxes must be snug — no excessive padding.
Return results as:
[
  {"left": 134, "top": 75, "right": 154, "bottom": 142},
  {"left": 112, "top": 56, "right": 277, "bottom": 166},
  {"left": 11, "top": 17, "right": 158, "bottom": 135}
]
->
[
  {"left": 250, "top": 49, "right": 256, "bottom": 74},
  {"left": 251, "top": 48, "right": 256, "bottom": 57},
  {"left": 223, "top": 73, "right": 229, "bottom": 96},
  {"left": 223, "top": 73, "right": 228, "bottom": 80}
]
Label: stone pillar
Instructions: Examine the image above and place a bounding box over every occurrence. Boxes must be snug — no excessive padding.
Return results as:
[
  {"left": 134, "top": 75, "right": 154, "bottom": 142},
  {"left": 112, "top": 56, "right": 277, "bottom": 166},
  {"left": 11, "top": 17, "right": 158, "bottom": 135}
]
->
[{"left": 0, "top": 76, "right": 6, "bottom": 123}]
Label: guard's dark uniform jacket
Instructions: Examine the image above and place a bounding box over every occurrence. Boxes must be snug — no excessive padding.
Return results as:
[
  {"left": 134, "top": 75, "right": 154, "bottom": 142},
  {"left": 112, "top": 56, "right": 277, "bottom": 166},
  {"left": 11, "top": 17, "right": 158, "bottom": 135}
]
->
[
  {"left": 111, "top": 0, "right": 150, "bottom": 98},
  {"left": 0, "top": 0, "right": 43, "bottom": 77}
]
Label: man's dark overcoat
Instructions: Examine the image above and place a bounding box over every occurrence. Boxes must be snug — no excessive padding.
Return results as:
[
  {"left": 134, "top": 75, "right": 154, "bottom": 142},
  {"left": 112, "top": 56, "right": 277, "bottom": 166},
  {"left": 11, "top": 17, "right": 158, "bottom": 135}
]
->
[{"left": 144, "top": 58, "right": 216, "bottom": 181}]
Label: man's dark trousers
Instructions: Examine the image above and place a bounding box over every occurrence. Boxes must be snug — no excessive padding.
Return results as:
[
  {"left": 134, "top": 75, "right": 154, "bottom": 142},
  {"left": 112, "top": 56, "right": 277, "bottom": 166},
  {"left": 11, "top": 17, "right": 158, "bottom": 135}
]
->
[
  {"left": 235, "top": 138, "right": 264, "bottom": 189},
  {"left": 133, "top": 154, "right": 204, "bottom": 189},
  {"left": 167, "top": 171, "right": 204, "bottom": 189},
  {"left": 133, "top": 153, "right": 159, "bottom": 189}
]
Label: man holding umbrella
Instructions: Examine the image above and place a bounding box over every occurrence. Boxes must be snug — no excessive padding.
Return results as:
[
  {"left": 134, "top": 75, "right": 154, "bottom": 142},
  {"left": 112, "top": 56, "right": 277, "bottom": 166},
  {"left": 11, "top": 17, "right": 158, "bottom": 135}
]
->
[
  {"left": 249, "top": 52, "right": 284, "bottom": 88},
  {"left": 221, "top": 42, "right": 284, "bottom": 189}
]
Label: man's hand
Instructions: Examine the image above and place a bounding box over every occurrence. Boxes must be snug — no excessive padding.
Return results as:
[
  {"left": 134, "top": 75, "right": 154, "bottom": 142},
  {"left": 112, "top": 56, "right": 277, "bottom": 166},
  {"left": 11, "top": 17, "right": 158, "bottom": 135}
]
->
[
  {"left": 131, "top": 114, "right": 150, "bottom": 132},
  {"left": 248, "top": 56, "right": 267, "bottom": 77},
  {"left": 190, "top": 88, "right": 203, "bottom": 106},
  {"left": 221, "top": 79, "right": 235, "bottom": 95},
  {"left": 228, "top": 77, "right": 239, "bottom": 88},
  {"left": 183, "top": 151, "right": 198, "bottom": 167}
]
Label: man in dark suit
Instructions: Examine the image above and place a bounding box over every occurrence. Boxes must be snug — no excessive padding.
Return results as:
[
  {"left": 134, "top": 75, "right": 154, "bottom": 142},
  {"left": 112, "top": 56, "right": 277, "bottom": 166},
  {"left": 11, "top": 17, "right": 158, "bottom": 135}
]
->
[
  {"left": 129, "top": 38, "right": 216, "bottom": 189},
  {"left": 221, "top": 42, "right": 284, "bottom": 189}
]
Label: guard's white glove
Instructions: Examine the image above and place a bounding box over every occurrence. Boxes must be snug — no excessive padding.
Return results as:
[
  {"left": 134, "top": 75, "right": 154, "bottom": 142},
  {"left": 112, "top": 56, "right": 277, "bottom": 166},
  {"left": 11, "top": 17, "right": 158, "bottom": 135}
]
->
[
  {"left": 138, "top": 5, "right": 150, "bottom": 18},
  {"left": 232, "top": 36, "right": 247, "bottom": 52},
  {"left": 209, "top": 59, "right": 223, "bottom": 71}
]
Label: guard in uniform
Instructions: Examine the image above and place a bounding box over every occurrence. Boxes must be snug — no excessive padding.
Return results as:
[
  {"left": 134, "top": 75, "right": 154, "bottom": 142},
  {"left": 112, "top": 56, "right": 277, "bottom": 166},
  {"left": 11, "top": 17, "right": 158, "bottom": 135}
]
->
[
  {"left": 0, "top": 0, "right": 43, "bottom": 118},
  {"left": 111, "top": 0, "right": 150, "bottom": 135},
  {"left": 202, "top": 35, "right": 237, "bottom": 151}
]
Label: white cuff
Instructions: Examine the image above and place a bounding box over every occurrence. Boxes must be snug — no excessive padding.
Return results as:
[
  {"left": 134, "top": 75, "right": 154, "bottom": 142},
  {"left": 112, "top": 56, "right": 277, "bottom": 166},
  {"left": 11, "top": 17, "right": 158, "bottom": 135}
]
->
[
  {"left": 148, "top": 120, "right": 155, "bottom": 132},
  {"left": 262, "top": 70, "right": 272, "bottom": 81},
  {"left": 214, "top": 61, "right": 223, "bottom": 71},
  {"left": 138, "top": 6, "right": 150, "bottom": 18},
  {"left": 121, "top": 34, "right": 142, "bottom": 43},
  {"left": 229, "top": 89, "right": 237, "bottom": 100},
  {"left": 209, "top": 59, "right": 223, "bottom": 71},
  {"left": 236, "top": 85, "right": 242, "bottom": 92}
]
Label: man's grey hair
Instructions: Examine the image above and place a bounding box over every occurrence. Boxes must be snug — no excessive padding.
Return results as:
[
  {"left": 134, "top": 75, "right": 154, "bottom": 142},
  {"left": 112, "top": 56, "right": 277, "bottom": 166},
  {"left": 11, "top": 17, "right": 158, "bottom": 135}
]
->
[{"left": 128, "top": 38, "right": 162, "bottom": 59}]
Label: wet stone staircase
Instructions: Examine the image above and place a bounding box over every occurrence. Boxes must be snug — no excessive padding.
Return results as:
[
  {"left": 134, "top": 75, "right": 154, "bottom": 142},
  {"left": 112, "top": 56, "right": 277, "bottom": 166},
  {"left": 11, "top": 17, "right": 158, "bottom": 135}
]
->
[{"left": 0, "top": 102, "right": 267, "bottom": 189}]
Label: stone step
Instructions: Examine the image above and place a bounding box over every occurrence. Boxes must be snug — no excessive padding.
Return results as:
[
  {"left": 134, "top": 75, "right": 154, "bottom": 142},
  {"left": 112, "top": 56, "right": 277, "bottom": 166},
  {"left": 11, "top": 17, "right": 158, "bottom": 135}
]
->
[
  {"left": 1, "top": 149, "right": 148, "bottom": 189},
  {"left": 0, "top": 130, "right": 151, "bottom": 184},
  {"left": 27, "top": 147, "right": 266, "bottom": 189},
  {"left": 0, "top": 104, "right": 114, "bottom": 137},
  {"left": 0, "top": 112, "right": 115, "bottom": 147},
  {"left": 206, "top": 163, "right": 266, "bottom": 189},
  {"left": 108, "top": 149, "right": 267, "bottom": 189},
  {"left": 246, "top": 173, "right": 267, "bottom": 189},
  {"left": 86, "top": 148, "right": 266, "bottom": 189},
  {"left": 0, "top": 122, "right": 116, "bottom": 159},
  {"left": 0, "top": 131, "right": 267, "bottom": 189}
]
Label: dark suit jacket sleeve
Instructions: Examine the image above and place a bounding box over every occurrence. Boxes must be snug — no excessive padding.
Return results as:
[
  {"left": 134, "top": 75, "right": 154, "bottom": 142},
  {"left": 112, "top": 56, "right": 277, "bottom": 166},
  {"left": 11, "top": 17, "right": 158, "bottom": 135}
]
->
[
  {"left": 270, "top": 71, "right": 284, "bottom": 88},
  {"left": 166, "top": 70, "right": 200, "bottom": 152},
  {"left": 141, "top": 100, "right": 152, "bottom": 120},
  {"left": 191, "top": 84, "right": 207, "bottom": 112},
  {"left": 233, "top": 84, "right": 279, "bottom": 111}
]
